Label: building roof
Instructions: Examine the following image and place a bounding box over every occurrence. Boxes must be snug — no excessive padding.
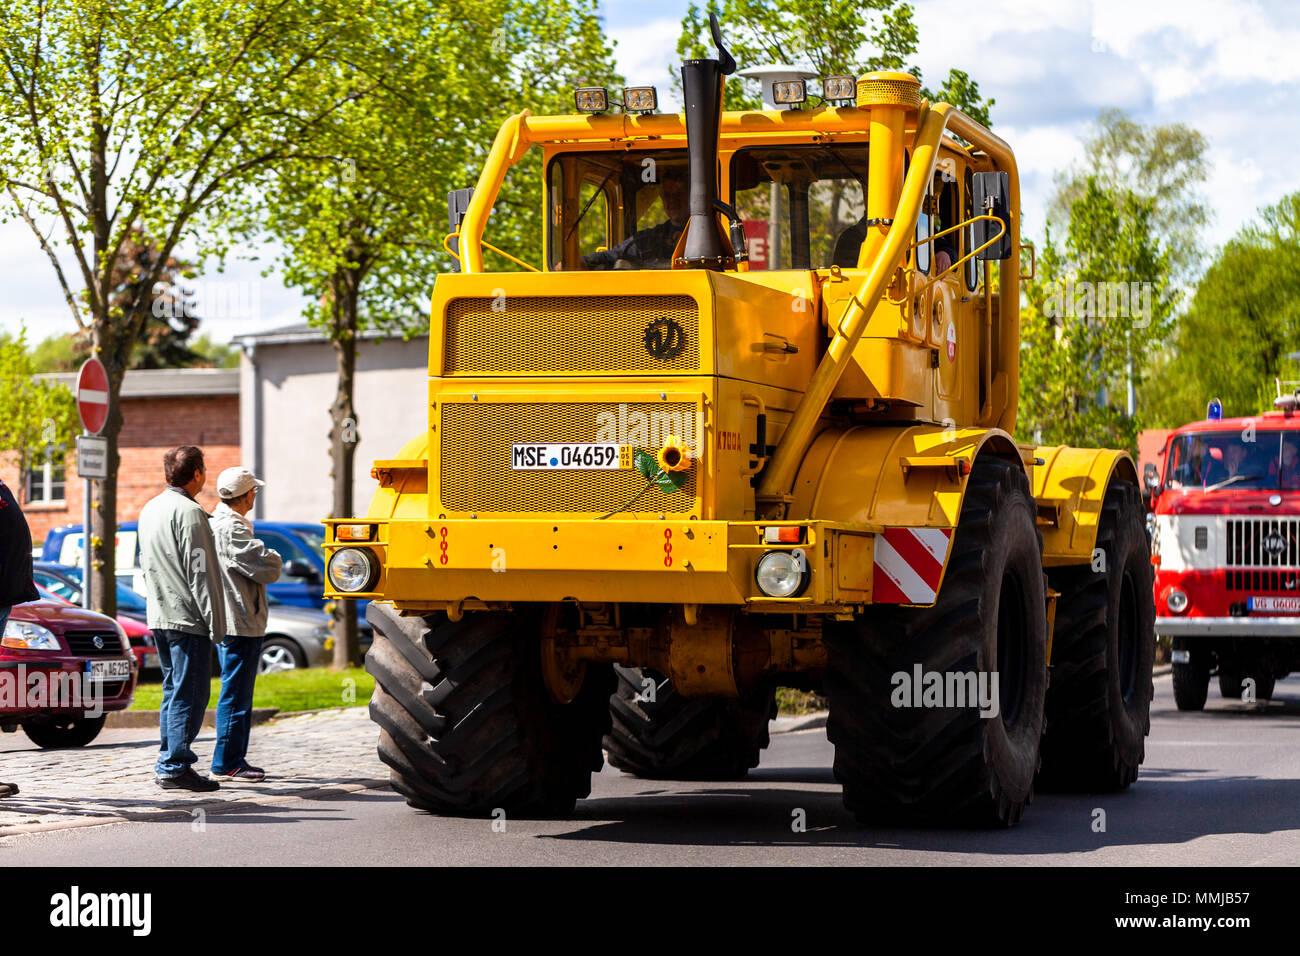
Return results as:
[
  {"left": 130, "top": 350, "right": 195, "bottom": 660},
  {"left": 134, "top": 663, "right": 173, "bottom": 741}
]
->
[
  {"left": 232, "top": 322, "right": 428, "bottom": 347},
  {"left": 40, "top": 367, "right": 239, "bottom": 398}
]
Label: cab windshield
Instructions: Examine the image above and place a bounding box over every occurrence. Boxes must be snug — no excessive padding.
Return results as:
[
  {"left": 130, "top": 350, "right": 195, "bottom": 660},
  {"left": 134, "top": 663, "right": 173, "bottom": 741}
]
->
[{"left": 1164, "top": 430, "right": 1300, "bottom": 491}]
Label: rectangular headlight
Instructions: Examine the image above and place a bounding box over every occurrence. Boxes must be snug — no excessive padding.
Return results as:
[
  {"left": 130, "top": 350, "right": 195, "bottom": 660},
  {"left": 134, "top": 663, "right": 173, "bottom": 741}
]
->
[
  {"left": 335, "top": 523, "right": 376, "bottom": 542},
  {"left": 574, "top": 87, "right": 608, "bottom": 113},
  {"left": 823, "top": 76, "right": 856, "bottom": 102},
  {"left": 623, "top": 86, "right": 657, "bottom": 112},
  {"left": 772, "top": 80, "right": 807, "bottom": 105}
]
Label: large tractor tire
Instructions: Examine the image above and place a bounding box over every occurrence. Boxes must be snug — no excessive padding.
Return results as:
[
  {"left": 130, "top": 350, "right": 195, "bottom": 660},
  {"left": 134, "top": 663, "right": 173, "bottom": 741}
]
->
[
  {"left": 824, "top": 456, "right": 1049, "bottom": 827},
  {"left": 1172, "top": 639, "right": 1210, "bottom": 711},
  {"left": 604, "top": 666, "right": 775, "bottom": 780},
  {"left": 365, "top": 603, "right": 614, "bottom": 816},
  {"left": 1037, "top": 481, "right": 1156, "bottom": 792}
]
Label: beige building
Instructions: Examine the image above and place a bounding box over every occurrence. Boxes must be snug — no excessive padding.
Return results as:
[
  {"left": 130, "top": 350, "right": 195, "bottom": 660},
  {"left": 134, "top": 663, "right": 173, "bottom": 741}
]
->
[{"left": 233, "top": 324, "right": 430, "bottom": 522}]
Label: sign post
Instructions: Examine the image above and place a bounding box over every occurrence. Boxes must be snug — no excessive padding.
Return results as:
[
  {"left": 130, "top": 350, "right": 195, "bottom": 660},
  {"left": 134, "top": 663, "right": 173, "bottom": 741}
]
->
[{"left": 75, "top": 359, "right": 109, "bottom": 610}]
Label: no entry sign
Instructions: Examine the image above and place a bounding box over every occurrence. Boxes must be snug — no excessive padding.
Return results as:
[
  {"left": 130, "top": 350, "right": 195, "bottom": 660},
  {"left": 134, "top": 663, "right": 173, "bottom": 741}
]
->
[{"left": 76, "top": 358, "right": 109, "bottom": 435}]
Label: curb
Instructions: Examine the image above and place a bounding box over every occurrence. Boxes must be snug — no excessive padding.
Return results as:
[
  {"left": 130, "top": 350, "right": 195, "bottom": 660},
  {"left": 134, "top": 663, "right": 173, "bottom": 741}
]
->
[
  {"left": 107, "top": 707, "right": 279, "bottom": 730},
  {"left": 1153, "top": 663, "right": 1173, "bottom": 676},
  {"left": 772, "top": 712, "right": 828, "bottom": 734},
  {"left": 0, "top": 778, "right": 391, "bottom": 838}
]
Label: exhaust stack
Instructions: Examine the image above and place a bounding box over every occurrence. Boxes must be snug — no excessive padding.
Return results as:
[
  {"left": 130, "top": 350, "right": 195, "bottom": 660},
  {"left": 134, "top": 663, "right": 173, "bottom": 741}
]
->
[{"left": 675, "top": 14, "right": 736, "bottom": 270}]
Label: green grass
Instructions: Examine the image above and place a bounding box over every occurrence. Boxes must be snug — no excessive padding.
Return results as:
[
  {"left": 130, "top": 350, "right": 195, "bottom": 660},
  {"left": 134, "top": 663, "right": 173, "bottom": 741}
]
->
[
  {"left": 131, "top": 667, "right": 373, "bottom": 714},
  {"left": 776, "top": 686, "right": 828, "bottom": 716}
]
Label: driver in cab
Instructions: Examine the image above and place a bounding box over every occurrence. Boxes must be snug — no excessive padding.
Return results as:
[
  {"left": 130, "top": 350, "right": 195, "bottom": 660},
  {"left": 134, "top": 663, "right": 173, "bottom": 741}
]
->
[{"left": 581, "top": 167, "right": 688, "bottom": 271}]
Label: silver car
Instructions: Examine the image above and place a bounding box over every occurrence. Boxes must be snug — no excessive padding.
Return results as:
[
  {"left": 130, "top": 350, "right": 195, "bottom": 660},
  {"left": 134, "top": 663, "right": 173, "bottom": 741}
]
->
[{"left": 257, "top": 596, "right": 373, "bottom": 673}]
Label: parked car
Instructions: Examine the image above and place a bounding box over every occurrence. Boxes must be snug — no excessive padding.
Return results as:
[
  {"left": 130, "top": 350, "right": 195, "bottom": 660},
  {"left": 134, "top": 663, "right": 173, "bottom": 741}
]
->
[
  {"left": 1, "top": 591, "right": 138, "bottom": 748},
  {"left": 41, "top": 520, "right": 370, "bottom": 625},
  {"left": 256, "top": 595, "right": 372, "bottom": 674},
  {"left": 32, "top": 565, "right": 159, "bottom": 673}
]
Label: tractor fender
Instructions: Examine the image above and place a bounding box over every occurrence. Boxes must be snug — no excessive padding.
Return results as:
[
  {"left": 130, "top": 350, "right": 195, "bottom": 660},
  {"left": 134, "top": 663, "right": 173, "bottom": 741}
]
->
[
  {"left": 1032, "top": 445, "right": 1139, "bottom": 568},
  {"left": 787, "top": 423, "right": 1027, "bottom": 605},
  {"left": 365, "top": 433, "right": 430, "bottom": 521}
]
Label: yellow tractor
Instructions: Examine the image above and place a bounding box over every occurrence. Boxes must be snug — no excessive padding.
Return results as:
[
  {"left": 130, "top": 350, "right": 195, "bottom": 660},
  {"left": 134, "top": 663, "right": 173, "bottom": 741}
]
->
[{"left": 323, "top": 16, "right": 1155, "bottom": 826}]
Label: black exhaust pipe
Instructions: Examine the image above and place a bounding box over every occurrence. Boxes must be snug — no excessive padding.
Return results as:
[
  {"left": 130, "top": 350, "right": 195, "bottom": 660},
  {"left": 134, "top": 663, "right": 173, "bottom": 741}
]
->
[{"left": 675, "top": 13, "right": 736, "bottom": 270}]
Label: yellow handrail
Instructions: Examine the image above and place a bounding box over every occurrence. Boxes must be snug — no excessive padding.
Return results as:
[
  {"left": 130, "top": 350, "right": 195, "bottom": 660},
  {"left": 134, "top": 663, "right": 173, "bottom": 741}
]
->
[
  {"left": 443, "top": 231, "right": 540, "bottom": 274},
  {"left": 897, "top": 213, "right": 1007, "bottom": 300}
]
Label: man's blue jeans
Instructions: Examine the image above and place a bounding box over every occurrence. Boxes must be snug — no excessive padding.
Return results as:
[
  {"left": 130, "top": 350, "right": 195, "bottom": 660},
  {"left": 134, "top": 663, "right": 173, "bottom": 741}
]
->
[
  {"left": 154, "top": 629, "right": 212, "bottom": 778},
  {"left": 211, "top": 637, "right": 263, "bottom": 774}
]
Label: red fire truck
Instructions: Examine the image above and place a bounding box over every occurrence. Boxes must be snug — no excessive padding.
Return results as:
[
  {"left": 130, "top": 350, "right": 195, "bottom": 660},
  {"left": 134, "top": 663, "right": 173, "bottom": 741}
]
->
[{"left": 1152, "top": 391, "right": 1300, "bottom": 710}]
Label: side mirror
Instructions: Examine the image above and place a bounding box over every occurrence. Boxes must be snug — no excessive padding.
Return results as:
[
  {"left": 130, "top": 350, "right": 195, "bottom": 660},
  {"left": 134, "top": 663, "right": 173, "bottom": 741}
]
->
[
  {"left": 1143, "top": 462, "right": 1160, "bottom": 492},
  {"left": 972, "top": 171, "right": 1012, "bottom": 261},
  {"left": 447, "top": 187, "right": 475, "bottom": 272},
  {"left": 283, "top": 559, "right": 318, "bottom": 580}
]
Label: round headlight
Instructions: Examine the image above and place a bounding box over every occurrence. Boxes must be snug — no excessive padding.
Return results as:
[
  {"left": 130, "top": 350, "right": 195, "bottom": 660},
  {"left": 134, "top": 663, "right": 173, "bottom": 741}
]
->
[
  {"left": 328, "top": 548, "right": 377, "bottom": 593},
  {"left": 755, "top": 549, "right": 808, "bottom": 598},
  {"left": 1167, "top": 589, "right": 1189, "bottom": 614}
]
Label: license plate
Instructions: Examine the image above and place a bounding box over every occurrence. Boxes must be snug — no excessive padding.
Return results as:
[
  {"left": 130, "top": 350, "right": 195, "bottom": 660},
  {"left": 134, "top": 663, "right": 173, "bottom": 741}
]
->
[
  {"left": 1248, "top": 596, "right": 1300, "bottom": 613},
  {"left": 86, "top": 659, "right": 132, "bottom": 681},
  {"left": 511, "top": 443, "right": 630, "bottom": 471}
]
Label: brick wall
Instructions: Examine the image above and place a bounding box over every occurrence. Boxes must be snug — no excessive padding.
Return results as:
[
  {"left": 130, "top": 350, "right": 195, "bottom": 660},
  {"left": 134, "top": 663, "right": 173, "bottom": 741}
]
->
[{"left": 0, "top": 393, "right": 240, "bottom": 545}]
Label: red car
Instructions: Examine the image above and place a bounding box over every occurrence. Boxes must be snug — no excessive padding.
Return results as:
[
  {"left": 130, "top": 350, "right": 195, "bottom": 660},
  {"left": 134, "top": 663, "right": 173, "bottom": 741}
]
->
[{"left": 1, "top": 590, "right": 138, "bottom": 748}]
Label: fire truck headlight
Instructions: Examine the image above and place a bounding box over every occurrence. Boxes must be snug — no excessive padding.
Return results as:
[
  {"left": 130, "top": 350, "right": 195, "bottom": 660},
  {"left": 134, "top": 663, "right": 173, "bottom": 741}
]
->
[{"left": 1167, "top": 589, "right": 1189, "bottom": 614}]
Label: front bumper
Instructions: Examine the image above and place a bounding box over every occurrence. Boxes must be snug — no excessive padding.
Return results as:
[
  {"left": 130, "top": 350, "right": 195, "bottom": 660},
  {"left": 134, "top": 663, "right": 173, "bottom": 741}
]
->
[
  {"left": 1156, "top": 616, "right": 1300, "bottom": 638},
  {"left": 324, "top": 518, "right": 888, "bottom": 612}
]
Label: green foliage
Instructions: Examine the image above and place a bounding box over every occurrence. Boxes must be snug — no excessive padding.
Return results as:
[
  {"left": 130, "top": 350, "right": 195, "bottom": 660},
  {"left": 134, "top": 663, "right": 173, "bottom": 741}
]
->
[
  {"left": 0, "top": 327, "right": 78, "bottom": 469},
  {"left": 1050, "top": 109, "right": 1208, "bottom": 282},
  {"left": 29, "top": 333, "right": 80, "bottom": 374},
  {"left": 1019, "top": 178, "right": 1176, "bottom": 452},
  {"left": 190, "top": 333, "right": 240, "bottom": 369},
  {"left": 1139, "top": 191, "right": 1300, "bottom": 426},
  {"left": 675, "top": 0, "right": 993, "bottom": 123}
]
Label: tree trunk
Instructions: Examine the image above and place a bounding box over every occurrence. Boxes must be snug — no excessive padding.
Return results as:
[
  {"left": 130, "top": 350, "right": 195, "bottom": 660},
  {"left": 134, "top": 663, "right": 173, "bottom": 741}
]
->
[
  {"left": 329, "top": 279, "right": 362, "bottom": 669},
  {"left": 88, "top": 329, "right": 122, "bottom": 618}
]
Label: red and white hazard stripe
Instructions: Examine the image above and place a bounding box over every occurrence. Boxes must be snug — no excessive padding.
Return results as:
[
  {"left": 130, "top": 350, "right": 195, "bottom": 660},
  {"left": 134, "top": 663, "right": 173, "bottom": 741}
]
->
[{"left": 873, "top": 527, "right": 953, "bottom": 604}]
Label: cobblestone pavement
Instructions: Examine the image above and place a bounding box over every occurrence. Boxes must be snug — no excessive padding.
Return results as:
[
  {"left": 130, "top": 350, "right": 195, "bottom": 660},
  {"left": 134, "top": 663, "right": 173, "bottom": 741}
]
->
[{"left": 0, "top": 708, "right": 388, "bottom": 836}]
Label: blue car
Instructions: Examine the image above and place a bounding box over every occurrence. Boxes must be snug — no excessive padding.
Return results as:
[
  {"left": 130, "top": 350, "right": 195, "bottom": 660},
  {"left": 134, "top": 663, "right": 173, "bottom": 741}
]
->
[{"left": 39, "top": 520, "right": 370, "bottom": 628}]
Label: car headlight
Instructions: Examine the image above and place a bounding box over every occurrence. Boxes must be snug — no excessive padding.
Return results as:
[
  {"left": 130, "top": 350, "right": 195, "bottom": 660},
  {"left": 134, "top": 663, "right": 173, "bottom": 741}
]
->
[
  {"left": 2, "top": 620, "right": 61, "bottom": 650},
  {"left": 327, "top": 548, "right": 378, "bottom": 593},
  {"left": 1167, "top": 589, "right": 1189, "bottom": 613},
  {"left": 755, "top": 549, "right": 809, "bottom": 598}
]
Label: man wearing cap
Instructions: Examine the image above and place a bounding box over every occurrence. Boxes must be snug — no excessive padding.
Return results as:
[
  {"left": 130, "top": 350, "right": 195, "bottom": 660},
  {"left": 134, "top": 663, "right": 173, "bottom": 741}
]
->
[{"left": 209, "top": 467, "right": 282, "bottom": 781}]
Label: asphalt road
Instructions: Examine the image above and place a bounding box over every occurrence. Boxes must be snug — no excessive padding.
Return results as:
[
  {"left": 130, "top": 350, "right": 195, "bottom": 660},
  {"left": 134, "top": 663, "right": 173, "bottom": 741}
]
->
[{"left": 5, "top": 669, "right": 1300, "bottom": 866}]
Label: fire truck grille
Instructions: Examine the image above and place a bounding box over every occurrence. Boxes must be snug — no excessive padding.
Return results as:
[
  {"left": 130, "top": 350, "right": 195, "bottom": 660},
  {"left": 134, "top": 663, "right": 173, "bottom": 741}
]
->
[
  {"left": 1225, "top": 570, "right": 1300, "bottom": 592},
  {"left": 442, "top": 295, "right": 700, "bottom": 374},
  {"left": 438, "top": 401, "right": 698, "bottom": 515},
  {"left": 1225, "top": 518, "right": 1300, "bottom": 568}
]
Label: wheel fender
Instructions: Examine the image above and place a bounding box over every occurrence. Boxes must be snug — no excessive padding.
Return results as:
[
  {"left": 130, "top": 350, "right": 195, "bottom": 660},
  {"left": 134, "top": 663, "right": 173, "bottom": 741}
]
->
[
  {"left": 365, "top": 433, "right": 429, "bottom": 521},
  {"left": 1033, "top": 445, "right": 1139, "bottom": 568},
  {"left": 788, "top": 424, "right": 1030, "bottom": 604}
]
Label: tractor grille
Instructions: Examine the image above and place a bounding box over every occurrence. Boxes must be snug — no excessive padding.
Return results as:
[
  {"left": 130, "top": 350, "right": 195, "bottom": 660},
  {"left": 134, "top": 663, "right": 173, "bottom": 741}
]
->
[
  {"left": 1225, "top": 517, "right": 1300, "bottom": 568},
  {"left": 442, "top": 295, "right": 701, "bottom": 374},
  {"left": 62, "top": 630, "right": 124, "bottom": 657},
  {"left": 438, "top": 401, "right": 698, "bottom": 514}
]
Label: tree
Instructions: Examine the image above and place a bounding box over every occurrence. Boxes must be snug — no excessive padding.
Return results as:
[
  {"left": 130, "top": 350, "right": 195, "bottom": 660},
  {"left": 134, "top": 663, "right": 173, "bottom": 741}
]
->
[
  {"left": 675, "top": 0, "right": 994, "bottom": 124},
  {"left": 1019, "top": 178, "right": 1176, "bottom": 452},
  {"left": 258, "top": 0, "right": 621, "bottom": 667},
  {"left": 1139, "top": 190, "right": 1300, "bottom": 426},
  {"left": 1049, "top": 109, "right": 1209, "bottom": 282},
  {"left": 0, "top": 327, "right": 79, "bottom": 496},
  {"left": 0, "top": 0, "right": 380, "bottom": 614}
]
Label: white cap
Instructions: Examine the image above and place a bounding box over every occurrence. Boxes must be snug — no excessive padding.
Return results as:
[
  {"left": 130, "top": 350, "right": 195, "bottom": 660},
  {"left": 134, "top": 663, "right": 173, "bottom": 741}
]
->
[{"left": 217, "top": 466, "right": 265, "bottom": 499}]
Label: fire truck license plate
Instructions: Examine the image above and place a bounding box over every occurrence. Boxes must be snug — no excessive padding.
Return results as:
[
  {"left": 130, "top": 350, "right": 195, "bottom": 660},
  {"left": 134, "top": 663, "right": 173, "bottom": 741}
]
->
[
  {"left": 511, "top": 443, "right": 630, "bottom": 470},
  {"left": 1248, "top": 596, "right": 1300, "bottom": 613}
]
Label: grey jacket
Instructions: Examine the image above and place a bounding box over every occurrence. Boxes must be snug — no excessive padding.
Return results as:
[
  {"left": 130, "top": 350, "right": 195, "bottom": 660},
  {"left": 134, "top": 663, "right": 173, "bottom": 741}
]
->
[
  {"left": 138, "top": 486, "right": 227, "bottom": 640},
  {"left": 210, "top": 503, "right": 282, "bottom": 637}
]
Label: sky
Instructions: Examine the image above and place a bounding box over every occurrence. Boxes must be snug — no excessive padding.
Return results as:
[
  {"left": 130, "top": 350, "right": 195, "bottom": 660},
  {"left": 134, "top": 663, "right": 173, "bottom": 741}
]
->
[{"left": 2, "top": 0, "right": 1297, "bottom": 351}]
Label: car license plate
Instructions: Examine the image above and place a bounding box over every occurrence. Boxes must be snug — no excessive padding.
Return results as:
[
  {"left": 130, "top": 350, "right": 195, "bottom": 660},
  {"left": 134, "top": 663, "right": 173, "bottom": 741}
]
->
[
  {"left": 1248, "top": 596, "right": 1300, "bottom": 613},
  {"left": 86, "top": 659, "right": 132, "bottom": 681},
  {"left": 511, "top": 443, "right": 630, "bottom": 471}
]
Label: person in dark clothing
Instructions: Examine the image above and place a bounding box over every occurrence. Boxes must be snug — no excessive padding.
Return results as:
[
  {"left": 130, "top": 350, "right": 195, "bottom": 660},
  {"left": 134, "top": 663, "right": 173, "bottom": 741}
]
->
[
  {"left": 0, "top": 477, "right": 39, "bottom": 798},
  {"left": 582, "top": 168, "right": 689, "bottom": 270}
]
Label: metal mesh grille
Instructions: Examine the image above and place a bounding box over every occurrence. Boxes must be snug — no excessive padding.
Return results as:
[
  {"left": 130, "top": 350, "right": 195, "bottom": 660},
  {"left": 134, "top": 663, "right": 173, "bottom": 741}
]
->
[
  {"left": 439, "top": 401, "right": 698, "bottom": 514},
  {"left": 856, "top": 77, "right": 921, "bottom": 109},
  {"left": 1225, "top": 570, "right": 1300, "bottom": 592},
  {"left": 443, "top": 295, "right": 700, "bottom": 374}
]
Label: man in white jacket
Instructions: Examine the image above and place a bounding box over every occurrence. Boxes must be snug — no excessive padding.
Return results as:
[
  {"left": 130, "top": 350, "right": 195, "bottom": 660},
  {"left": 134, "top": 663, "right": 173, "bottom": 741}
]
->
[{"left": 209, "top": 467, "right": 282, "bottom": 781}]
